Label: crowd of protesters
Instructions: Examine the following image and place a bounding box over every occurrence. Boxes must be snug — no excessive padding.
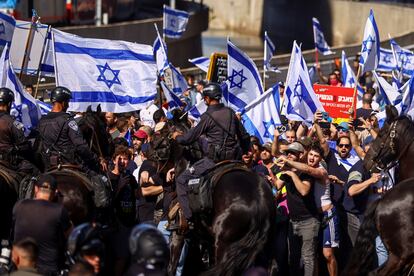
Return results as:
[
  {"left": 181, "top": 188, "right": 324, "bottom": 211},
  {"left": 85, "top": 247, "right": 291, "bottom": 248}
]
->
[{"left": 0, "top": 55, "right": 400, "bottom": 276}]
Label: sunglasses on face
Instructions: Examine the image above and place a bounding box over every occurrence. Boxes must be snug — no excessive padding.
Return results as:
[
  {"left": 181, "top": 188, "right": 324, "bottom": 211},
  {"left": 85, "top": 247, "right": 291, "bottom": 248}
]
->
[{"left": 338, "top": 144, "right": 351, "bottom": 149}]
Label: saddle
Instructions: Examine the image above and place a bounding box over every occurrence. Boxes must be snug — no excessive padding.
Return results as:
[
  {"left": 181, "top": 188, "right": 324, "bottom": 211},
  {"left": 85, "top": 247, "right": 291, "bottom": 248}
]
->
[
  {"left": 47, "top": 165, "right": 112, "bottom": 208},
  {"left": 0, "top": 161, "right": 23, "bottom": 194},
  {"left": 168, "top": 161, "right": 249, "bottom": 234}
]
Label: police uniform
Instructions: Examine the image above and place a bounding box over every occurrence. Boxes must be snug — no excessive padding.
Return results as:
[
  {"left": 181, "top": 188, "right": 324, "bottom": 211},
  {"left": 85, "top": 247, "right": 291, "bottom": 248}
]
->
[
  {"left": 175, "top": 83, "right": 250, "bottom": 220},
  {"left": 0, "top": 88, "right": 36, "bottom": 174},
  {"left": 37, "top": 111, "right": 99, "bottom": 171}
]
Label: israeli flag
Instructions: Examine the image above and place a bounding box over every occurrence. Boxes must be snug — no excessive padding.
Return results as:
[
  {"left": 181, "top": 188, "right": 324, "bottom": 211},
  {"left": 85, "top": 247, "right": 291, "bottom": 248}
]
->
[
  {"left": 53, "top": 29, "right": 157, "bottom": 113},
  {"left": 160, "top": 81, "right": 184, "bottom": 110},
  {"left": 170, "top": 63, "right": 188, "bottom": 94},
  {"left": 341, "top": 51, "right": 364, "bottom": 99},
  {"left": 227, "top": 39, "right": 264, "bottom": 111},
  {"left": 264, "top": 31, "right": 279, "bottom": 73},
  {"left": 0, "top": 45, "right": 41, "bottom": 136},
  {"left": 153, "top": 27, "right": 169, "bottom": 76},
  {"left": 399, "top": 74, "right": 414, "bottom": 117},
  {"left": 188, "top": 56, "right": 210, "bottom": 72},
  {"left": 188, "top": 100, "right": 207, "bottom": 120},
  {"left": 282, "top": 41, "right": 324, "bottom": 122},
  {"left": 0, "top": 12, "right": 15, "bottom": 49},
  {"left": 39, "top": 28, "right": 54, "bottom": 77},
  {"left": 163, "top": 5, "right": 189, "bottom": 39},
  {"left": 378, "top": 48, "right": 396, "bottom": 72},
  {"left": 359, "top": 10, "right": 380, "bottom": 74},
  {"left": 312, "top": 17, "right": 334, "bottom": 55},
  {"left": 241, "top": 85, "right": 281, "bottom": 144},
  {"left": 308, "top": 65, "right": 317, "bottom": 84},
  {"left": 390, "top": 39, "right": 413, "bottom": 70},
  {"left": 372, "top": 71, "right": 401, "bottom": 105},
  {"left": 36, "top": 99, "right": 51, "bottom": 115}
]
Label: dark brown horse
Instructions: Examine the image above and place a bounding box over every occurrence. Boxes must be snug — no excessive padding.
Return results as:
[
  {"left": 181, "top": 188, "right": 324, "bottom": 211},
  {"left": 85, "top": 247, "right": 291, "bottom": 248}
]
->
[
  {"left": 346, "top": 105, "right": 414, "bottom": 275},
  {"left": 0, "top": 162, "right": 21, "bottom": 240},
  {"left": 47, "top": 105, "right": 113, "bottom": 225},
  {"left": 150, "top": 112, "right": 277, "bottom": 275}
]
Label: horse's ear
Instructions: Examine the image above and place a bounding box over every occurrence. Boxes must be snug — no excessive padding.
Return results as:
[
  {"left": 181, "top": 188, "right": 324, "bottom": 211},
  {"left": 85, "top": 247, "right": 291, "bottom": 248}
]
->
[
  {"left": 96, "top": 104, "right": 102, "bottom": 114},
  {"left": 385, "top": 105, "right": 398, "bottom": 123},
  {"left": 86, "top": 105, "right": 92, "bottom": 113}
]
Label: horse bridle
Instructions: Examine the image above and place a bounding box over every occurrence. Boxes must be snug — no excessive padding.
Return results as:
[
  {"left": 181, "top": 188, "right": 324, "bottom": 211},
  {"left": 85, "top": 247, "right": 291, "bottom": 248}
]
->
[{"left": 370, "top": 120, "right": 414, "bottom": 173}]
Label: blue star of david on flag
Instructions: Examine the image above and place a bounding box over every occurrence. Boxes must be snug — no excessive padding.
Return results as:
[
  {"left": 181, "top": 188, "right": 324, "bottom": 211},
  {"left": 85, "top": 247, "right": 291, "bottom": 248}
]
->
[
  {"left": 96, "top": 62, "right": 121, "bottom": 89},
  {"left": 362, "top": 35, "right": 375, "bottom": 55},
  {"left": 11, "top": 103, "right": 23, "bottom": 122},
  {"left": 293, "top": 79, "right": 304, "bottom": 102},
  {"left": 228, "top": 69, "right": 247, "bottom": 89},
  {"left": 263, "top": 119, "right": 275, "bottom": 139}
]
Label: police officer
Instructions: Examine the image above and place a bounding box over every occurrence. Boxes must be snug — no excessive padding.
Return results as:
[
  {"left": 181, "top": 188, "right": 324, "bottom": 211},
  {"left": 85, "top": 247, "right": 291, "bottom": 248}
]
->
[
  {"left": 126, "top": 224, "right": 169, "bottom": 276},
  {"left": 172, "top": 82, "right": 250, "bottom": 226},
  {"left": 36, "top": 86, "right": 105, "bottom": 171},
  {"left": 0, "top": 87, "right": 36, "bottom": 174},
  {"left": 67, "top": 223, "right": 105, "bottom": 275},
  {"left": 36, "top": 87, "right": 111, "bottom": 215}
]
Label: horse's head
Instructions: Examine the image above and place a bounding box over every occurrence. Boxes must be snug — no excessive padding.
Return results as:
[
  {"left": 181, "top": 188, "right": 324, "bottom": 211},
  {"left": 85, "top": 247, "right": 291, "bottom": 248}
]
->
[
  {"left": 364, "top": 105, "right": 414, "bottom": 173},
  {"left": 78, "top": 105, "right": 114, "bottom": 158}
]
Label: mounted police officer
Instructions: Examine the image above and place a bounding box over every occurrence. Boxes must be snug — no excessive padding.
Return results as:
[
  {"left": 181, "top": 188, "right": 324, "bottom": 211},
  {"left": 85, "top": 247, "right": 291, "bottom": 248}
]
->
[
  {"left": 0, "top": 87, "right": 37, "bottom": 175},
  {"left": 172, "top": 82, "right": 250, "bottom": 228},
  {"left": 35, "top": 86, "right": 111, "bottom": 212}
]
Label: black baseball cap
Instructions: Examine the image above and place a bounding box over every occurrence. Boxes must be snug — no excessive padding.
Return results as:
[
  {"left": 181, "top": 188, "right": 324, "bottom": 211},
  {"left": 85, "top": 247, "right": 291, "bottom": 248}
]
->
[{"left": 35, "top": 174, "right": 58, "bottom": 191}]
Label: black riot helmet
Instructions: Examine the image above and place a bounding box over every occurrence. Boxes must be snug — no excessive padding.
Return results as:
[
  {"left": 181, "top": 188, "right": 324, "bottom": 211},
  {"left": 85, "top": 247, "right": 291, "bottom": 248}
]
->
[
  {"left": 129, "top": 224, "right": 169, "bottom": 271},
  {"left": 51, "top": 86, "right": 72, "bottom": 103},
  {"left": 0, "top": 87, "right": 14, "bottom": 104},
  {"left": 67, "top": 223, "right": 104, "bottom": 263},
  {"left": 202, "top": 82, "right": 222, "bottom": 100}
]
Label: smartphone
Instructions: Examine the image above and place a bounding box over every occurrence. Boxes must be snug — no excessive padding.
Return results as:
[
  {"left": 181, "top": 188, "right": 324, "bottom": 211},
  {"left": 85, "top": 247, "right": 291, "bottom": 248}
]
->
[
  {"left": 321, "top": 112, "right": 330, "bottom": 121},
  {"left": 318, "top": 121, "right": 330, "bottom": 129}
]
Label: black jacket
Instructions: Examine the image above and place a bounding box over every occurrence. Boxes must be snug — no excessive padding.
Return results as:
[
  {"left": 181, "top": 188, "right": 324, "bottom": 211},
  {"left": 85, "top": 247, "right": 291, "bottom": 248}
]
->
[
  {"left": 36, "top": 112, "right": 98, "bottom": 170},
  {"left": 0, "top": 111, "right": 32, "bottom": 162},
  {"left": 177, "top": 103, "right": 250, "bottom": 161}
]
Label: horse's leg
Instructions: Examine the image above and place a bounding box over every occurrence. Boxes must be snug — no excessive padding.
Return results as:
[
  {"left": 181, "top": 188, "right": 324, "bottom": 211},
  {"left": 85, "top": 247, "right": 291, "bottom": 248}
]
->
[{"left": 168, "top": 231, "right": 185, "bottom": 276}]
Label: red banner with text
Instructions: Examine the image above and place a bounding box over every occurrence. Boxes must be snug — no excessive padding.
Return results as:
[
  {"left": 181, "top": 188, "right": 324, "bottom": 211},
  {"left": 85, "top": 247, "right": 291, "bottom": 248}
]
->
[{"left": 313, "top": 84, "right": 356, "bottom": 120}]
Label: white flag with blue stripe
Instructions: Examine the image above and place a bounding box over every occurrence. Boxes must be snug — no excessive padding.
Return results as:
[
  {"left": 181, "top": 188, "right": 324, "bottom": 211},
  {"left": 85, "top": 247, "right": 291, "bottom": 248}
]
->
[
  {"left": 163, "top": 5, "right": 189, "bottom": 39},
  {"left": 227, "top": 39, "right": 264, "bottom": 111},
  {"left": 188, "top": 100, "right": 207, "bottom": 120},
  {"left": 341, "top": 51, "right": 364, "bottom": 99},
  {"left": 53, "top": 29, "right": 157, "bottom": 113},
  {"left": 378, "top": 48, "right": 396, "bottom": 72},
  {"left": 241, "top": 85, "right": 281, "bottom": 144},
  {"left": 264, "top": 31, "right": 279, "bottom": 73},
  {"left": 282, "top": 41, "right": 324, "bottom": 122},
  {"left": 188, "top": 56, "right": 210, "bottom": 72},
  {"left": 160, "top": 81, "right": 184, "bottom": 110},
  {"left": 390, "top": 39, "right": 414, "bottom": 77},
  {"left": 39, "top": 28, "right": 54, "bottom": 77},
  {"left": 169, "top": 63, "right": 188, "bottom": 94},
  {"left": 36, "top": 99, "right": 52, "bottom": 115},
  {"left": 312, "top": 17, "right": 334, "bottom": 55},
  {"left": 372, "top": 71, "right": 401, "bottom": 105},
  {"left": 359, "top": 10, "right": 380, "bottom": 74},
  {"left": 153, "top": 27, "right": 169, "bottom": 76},
  {"left": 0, "top": 45, "right": 41, "bottom": 136},
  {"left": 399, "top": 74, "right": 414, "bottom": 117},
  {"left": 0, "top": 12, "right": 15, "bottom": 50}
]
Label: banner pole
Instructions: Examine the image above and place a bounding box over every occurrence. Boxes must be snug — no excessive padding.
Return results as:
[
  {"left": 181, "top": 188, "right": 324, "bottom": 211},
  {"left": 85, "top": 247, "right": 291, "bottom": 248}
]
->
[
  {"left": 34, "top": 25, "right": 51, "bottom": 99},
  {"left": 351, "top": 64, "right": 362, "bottom": 119}
]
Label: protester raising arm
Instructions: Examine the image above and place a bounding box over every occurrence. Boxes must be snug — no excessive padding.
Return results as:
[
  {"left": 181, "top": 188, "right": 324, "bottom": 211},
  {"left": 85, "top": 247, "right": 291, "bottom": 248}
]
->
[
  {"left": 271, "top": 128, "right": 281, "bottom": 157},
  {"left": 281, "top": 170, "right": 312, "bottom": 196},
  {"left": 349, "top": 128, "right": 366, "bottom": 159},
  {"left": 276, "top": 155, "right": 327, "bottom": 180}
]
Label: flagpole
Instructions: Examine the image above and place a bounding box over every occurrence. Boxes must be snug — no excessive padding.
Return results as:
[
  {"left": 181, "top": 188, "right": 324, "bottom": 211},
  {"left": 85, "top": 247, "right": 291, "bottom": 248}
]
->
[
  {"left": 263, "top": 31, "right": 267, "bottom": 90},
  {"left": 19, "top": 11, "right": 38, "bottom": 80},
  {"left": 51, "top": 30, "right": 59, "bottom": 86},
  {"left": 162, "top": 4, "right": 166, "bottom": 42},
  {"left": 315, "top": 47, "right": 319, "bottom": 66},
  {"left": 351, "top": 64, "right": 361, "bottom": 119},
  {"left": 34, "top": 25, "right": 51, "bottom": 99}
]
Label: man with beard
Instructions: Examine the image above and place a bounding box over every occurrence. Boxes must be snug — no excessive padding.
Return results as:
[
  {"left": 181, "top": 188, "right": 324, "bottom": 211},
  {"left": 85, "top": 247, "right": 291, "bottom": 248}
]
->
[{"left": 105, "top": 112, "right": 119, "bottom": 140}]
